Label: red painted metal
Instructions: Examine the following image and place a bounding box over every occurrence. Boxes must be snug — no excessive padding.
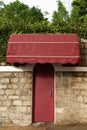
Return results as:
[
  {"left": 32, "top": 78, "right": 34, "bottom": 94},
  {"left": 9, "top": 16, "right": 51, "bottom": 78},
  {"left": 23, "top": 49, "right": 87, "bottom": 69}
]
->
[
  {"left": 6, "top": 34, "right": 80, "bottom": 64},
  {"left": 33, "top": 63, "right": 54, "bottom": 122}
]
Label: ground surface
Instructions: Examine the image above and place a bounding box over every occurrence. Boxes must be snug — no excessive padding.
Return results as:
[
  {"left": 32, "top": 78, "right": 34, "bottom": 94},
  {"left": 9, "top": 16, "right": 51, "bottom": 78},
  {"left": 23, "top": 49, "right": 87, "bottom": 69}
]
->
[{"left": 0, "top": 124, "right": 87, "bottom": 130}]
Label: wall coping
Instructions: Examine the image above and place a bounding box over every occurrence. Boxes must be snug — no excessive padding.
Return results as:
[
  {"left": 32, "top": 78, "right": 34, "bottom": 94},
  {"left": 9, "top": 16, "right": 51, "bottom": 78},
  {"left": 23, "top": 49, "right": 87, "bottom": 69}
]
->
[{"left": 0, "top": 65, "right": 87, "bottom": 72}]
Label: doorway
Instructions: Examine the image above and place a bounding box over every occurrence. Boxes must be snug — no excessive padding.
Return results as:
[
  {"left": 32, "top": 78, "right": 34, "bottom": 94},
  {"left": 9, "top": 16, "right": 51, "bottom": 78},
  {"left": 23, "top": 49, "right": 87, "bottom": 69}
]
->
[{"left": 33, "top": 63, "right": 54, "bottom": 122}]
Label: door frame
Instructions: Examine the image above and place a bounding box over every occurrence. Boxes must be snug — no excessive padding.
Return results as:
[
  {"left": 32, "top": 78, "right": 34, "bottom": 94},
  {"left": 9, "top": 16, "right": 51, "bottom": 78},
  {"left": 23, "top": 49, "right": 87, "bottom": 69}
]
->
[{"left": 32, "top": 63, "right": 56, "bottom": 123}]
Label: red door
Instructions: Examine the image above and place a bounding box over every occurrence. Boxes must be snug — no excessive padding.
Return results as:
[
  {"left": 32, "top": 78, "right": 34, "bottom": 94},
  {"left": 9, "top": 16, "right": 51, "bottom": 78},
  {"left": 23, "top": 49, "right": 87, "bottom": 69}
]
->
[{"left": 33, "top": 63, "right": 54, "bottom": 122}]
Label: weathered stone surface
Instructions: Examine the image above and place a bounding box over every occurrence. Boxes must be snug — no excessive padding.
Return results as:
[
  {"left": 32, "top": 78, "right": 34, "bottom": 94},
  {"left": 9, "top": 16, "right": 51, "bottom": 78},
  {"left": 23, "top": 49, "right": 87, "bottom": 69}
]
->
[
  {"left": 72, "top": 77, "right": 82, "bottom": 83},
  {"left": 0, "top": 90, "right": 4, "bottom": 95},
  {"left": 17, "top": 107, "right": 27, "bottom": 113},
  {"left": 0, "top": 71, "right": 32, "bottom": 126},
  {"left": 1, "top": 78, "right": 9, "bottom": 84},
  {"left": 0, "top": 85, "right": 7, "bottom": 89},
  {"left": 0, "top": 96, "right": 7, "bottom": 100},
  {"left": 3, "top": 100, "right": 11, "bottom": 106},
  {"left": 83, "top": 77, "right": 87, "bottom": 82},
  {"left": 8, "top": 84, "right": 18, "bottom": 89},
  {"left": 6, "top": 90, "right": 16, "bottom": 95},
  {"left": 11, "top": 78, "right": 19, "bottom": 83},
  {"left": 0, "top": 107, "right": 7, "bottom": 111},
  {"left": 27, "top": 107, "right": 31, "bottom": 113},
  {"left": 80, "top": 41, "right": 87, "bottom": 66},
  {"left": 13, "top": 100, "right": 22, "bottom": 106},
  {"left": 8, "top": 96, "right": 19, "bottom": 100},
  {"left": 4, "top": 72, "right": 13, "bottom": 77},
  {"left": 56, "top": 71, "right": 87, "bottom": 124},
  {"left": 23, "top": 101, "right": 31, "bottom": 106}
]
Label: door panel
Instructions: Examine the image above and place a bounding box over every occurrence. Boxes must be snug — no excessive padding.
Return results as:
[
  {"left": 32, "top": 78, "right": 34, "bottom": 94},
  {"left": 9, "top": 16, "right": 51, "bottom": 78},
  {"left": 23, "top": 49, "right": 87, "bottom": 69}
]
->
[{"left": 33, "top": 63, "right": 54, "bottom": 122}]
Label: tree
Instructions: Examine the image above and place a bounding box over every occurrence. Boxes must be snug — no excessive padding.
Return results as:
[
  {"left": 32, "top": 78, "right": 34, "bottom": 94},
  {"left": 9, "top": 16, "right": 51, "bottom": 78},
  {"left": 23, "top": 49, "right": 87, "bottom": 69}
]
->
[
  {"left": 70, "top": 0, "right": 87, "bottom": 37},
  {"left": 0, "top": 0, "right": 46, "bottom": 32},
  {"left": 52, "top": 0, "right": 69, "bottom": 33},
  {"left": 28, "top": 7, "right": 44, "bottom": 23},
  {"left": 72, "top": 0, "right": 87, "bottom": 17}
]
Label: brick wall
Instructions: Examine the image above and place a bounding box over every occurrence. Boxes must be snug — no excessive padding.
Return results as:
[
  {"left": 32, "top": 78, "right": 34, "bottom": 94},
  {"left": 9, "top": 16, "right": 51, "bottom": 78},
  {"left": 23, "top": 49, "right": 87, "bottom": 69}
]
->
[{"left": 0, "top": 72, "right": 32, "bottom": 126}]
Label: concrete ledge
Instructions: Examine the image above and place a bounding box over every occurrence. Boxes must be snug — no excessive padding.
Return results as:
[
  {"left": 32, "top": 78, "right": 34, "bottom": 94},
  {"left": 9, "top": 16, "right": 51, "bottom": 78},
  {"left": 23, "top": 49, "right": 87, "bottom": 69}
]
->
[
  {"left": 0, "top": 65, "right": 87, "bottom": 72},
  {"left": 55, "top": 66, "right": 87, "bottom": 72},
  {"left": 0, "top": 64, "right": 33, "bottom": 72}
]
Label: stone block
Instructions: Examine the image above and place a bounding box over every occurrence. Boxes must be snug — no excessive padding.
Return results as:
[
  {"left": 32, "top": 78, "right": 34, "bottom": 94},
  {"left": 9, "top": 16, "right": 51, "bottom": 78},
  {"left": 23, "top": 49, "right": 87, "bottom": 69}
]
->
[
  {"left": 25, "top": 84, "right": 32, "bottom": 89},
  {"left": 73, "top": 89, "right": 80, "bottom": 96},
  {"left": 77, "top": 96, "right": 83, "bottom": 103},
  {"left": 4, "top": 73, "right": 13, "bottom": 77},
  {"left": 1, "top": 112, "right": 8, "bottom": 117},
  {"left": 83, "top": 77, "right": 87, "bottom": 82},
  {"left": 83, "top": 97, "right": 87, "bottom": 103},
  {"left": 20, "top": 90, "right": 29, "bottom": 95},
  {"left": 3, "top": 100, "right": 11, "bottom": 106},
  {"left": 17, "top": 107, "right": 27, "bottom": 113},
  {"left": 81, "top": 90, "right": 87, "bottom": 96},
  {"left": 56, "top": 108, "right": 64, "bottom": 114},
  {"left": 23, "top": 101, "right": 31, "bottom": 106},
  {"left": 20, "top": 78, "right": 27, "bottom": 83},
  {"left": 27, "top": 107, "right": 31, "bottom": 113},
  {"left": 24, "top": 72, "right": 30, "bottom": 77},
  {"left": 0, "top": 85, "right": 7, "bottom": 89},
  {"left": 11, "top": 78, "right": 19, "bottom": 83},
  {"left": 20, "top": 96, "right": 31, "bottom": 100},
  {"left": 81, "top": 103, "right": 87, "bottom": 108},
  {"left": 13, "top": 100, "right": 22, "bottom": 106},
  {"left": 56, "top": 101, "right": 65, "bottom": 108},
  {"left": 23, "top": 114, "right": 30, "bottom": 120},
  {"left": 18, "top": 72, "right": 25, "bottom": 77},
  {"left": 6, "top": 90, "right": 15, "bottom": 95},
  {"left": 71, "top": 83, "right": 80, "bottom": 89},
  {"left": 0, "top": 96, "right": 7, "bottom": 100},
  {"left": 15, "top": 90, "right": 20, "bottom": 95},
  {"left": 1, "top": 78, "right": 9, "bottom": 84},
  {"left": 56, "top": 89, "right": 64, "bottom": 97},
  {"left": 13, "top": 73, "right": 19, "bottom": 77},
  {"left": 8, "top": 96, "right": 19, "bottom": 100},
  {"left": 0, "top": 90, "right": 4, "bottom": 95},
  {"left": 72, "top": 77, "right": 82, "bottom": 83},
  {"left": 0, "top": 107, "right": 7, "bottom": 111},
  {"left": 0, "top": 101, "right": 2, "bottom": 105},
  {"left": 8, "top": 84, "right": 18, "bottom": 89},
  {"left": 80, "top": 83, "right": 87, "bottom": 89}
]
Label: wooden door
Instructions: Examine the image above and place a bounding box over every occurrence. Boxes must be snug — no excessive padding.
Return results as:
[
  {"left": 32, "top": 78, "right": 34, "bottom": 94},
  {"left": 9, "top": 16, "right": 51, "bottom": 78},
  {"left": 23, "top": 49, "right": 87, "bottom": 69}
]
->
[{"left": 33, "top": 63, "right": 54, "bottom": 122}]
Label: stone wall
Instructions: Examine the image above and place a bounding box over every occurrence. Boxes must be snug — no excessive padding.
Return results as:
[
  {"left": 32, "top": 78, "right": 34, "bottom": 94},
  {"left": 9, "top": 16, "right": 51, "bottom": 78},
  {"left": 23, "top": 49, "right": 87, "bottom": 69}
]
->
[
  {"left": 0, "top": 71, "right": 87, "bottom": 126},
  {"left": 80, "top": 39, "right": 87, "bottom": 66},
  {"left": 0, "top": 72, "right": 32, "bottom": 127},
  {"left": 56, "top": 72, "right": 87, "bottom": 124}
]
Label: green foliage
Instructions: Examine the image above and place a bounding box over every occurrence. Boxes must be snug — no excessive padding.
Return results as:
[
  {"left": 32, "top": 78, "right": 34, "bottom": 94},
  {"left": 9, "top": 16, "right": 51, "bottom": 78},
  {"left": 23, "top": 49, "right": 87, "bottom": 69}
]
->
[
  {"left": 72, "top": 0, "right": 87, "bottom": 16},
  {"left": 52, "top": 0, "right": 69, "bottom": 33},
  {"left": 70, "top": 0, "right": 87, "bottom": 37},
  {"left": 0, "top": 0, "right": 50, "bottom": 62},
  {"left": 28, "top": 7, "right": 44, "bottom": 23}
]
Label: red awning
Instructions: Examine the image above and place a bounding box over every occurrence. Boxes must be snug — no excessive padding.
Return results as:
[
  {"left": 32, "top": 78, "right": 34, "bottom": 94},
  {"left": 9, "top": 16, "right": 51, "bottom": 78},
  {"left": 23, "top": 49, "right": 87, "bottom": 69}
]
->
[{"left": 6, "top": 34, "right": 80, "bottom": 64}]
